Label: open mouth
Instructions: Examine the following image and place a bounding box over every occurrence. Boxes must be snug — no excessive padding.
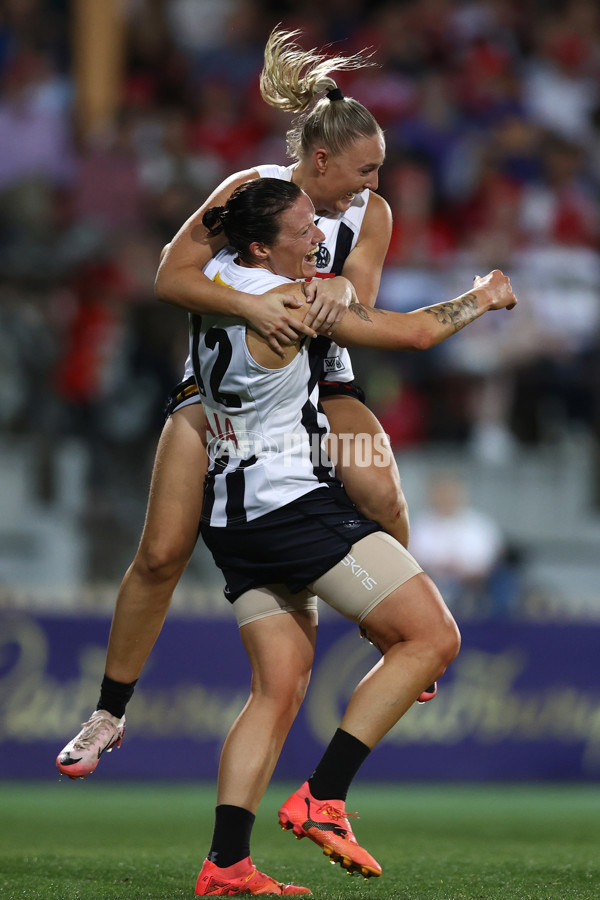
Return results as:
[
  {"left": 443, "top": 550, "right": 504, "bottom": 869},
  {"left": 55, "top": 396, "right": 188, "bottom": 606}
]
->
[{"left": 304, "top": 247, "right": 319, "bottom": 264}]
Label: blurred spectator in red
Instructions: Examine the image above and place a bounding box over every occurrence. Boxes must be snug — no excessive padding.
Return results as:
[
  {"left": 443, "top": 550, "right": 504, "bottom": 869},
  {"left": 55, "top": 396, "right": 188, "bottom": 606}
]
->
[
  {"left": 458, "top": 167, "right": 523, "bottom": 266},
  {"left": 453, "top": 36, "right": 521, "bottom": 126},
  {"left": 53, "top": 262, "right": 130, "bottom": 406},
  {"left": 367, "top": 362, "right": 428, "bottom": 449},
  {"left": 521, "top": 2, "right": 600, "bottom": 143},
  {"left": 385, "top": 159, "right": 456, "bottom": 266},
  {"left": 186, "top": 79, "right": 266, "bottom": 170},
  {"left": 520, "top": 134, "right": 599, "bottom": 250}
]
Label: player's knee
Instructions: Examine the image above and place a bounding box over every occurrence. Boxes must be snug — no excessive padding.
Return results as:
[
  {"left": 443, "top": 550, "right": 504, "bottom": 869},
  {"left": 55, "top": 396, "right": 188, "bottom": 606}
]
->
[
  {"left": 429, "top": 618, "right": 461, "bottom": 677},
  {"left": 257, "top": 667, "right": 312, "bottom": 717},
  {"left": 135, "top": 537, "right": 192, "bottom": 585},
  {"left": 440, "top": 618, "right": 461, "bottom": 666}
]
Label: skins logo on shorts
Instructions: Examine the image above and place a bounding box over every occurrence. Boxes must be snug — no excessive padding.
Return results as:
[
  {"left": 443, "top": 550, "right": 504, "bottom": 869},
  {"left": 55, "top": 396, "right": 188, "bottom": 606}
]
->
[
  {"left": 341, "top": 554, "right": 378, "bottom": 590},
  {"left": 316, "top": 243, "right": 331, "bottom": 268}
]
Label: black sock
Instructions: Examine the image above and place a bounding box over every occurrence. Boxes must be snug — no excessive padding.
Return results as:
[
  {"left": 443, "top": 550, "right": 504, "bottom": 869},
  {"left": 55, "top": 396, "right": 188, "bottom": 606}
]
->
[
  {"left": 308, "top": 728, "right": 371, "bottom": 802},
  {"left": 208, "top": 805, "right": 256, "bottom": 868},
  {"left": 97, "top": 675, "right": 137, "bottom": 719}
]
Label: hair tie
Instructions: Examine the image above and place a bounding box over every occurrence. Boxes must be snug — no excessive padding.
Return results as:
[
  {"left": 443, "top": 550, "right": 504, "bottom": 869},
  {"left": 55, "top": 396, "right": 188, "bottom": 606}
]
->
[{"left": 326, "top": 87, "right": 344, "bottom": 102}]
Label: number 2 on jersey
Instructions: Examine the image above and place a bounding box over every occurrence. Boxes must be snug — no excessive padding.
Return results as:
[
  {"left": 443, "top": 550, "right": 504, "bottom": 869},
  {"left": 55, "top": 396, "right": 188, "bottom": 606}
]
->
[{"left": 191, "top": 317, "right": 242, "bottom": 408}]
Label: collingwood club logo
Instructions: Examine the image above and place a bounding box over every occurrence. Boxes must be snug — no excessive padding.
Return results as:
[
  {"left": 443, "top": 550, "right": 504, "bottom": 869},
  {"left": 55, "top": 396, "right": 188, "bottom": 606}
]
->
[{"left": 316, "top": 242, "right": 331, "bottom": 268}]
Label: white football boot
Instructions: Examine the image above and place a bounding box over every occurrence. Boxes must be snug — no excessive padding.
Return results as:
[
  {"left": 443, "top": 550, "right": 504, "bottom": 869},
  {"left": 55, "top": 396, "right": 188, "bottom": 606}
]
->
[{"left": 56, "top": 710, "right": 126, "bottom": 779}]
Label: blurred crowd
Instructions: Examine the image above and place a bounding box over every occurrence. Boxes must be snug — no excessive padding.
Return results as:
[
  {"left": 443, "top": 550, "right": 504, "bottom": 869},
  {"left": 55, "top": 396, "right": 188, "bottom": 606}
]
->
[{"left": 1, "top": 0, "right": 600, "bottom": 594}]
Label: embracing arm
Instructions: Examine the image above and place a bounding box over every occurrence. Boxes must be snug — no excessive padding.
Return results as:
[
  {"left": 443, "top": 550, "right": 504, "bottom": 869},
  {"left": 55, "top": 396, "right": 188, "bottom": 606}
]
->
[{"left": 155, "top": 169, "right": 317, "bottom": 353}]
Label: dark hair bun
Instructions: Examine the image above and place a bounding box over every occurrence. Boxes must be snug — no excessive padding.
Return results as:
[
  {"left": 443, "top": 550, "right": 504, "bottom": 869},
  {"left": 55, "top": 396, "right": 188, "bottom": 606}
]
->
[{"left": 202, "top": 205, "right": 227, "bottom": 236}]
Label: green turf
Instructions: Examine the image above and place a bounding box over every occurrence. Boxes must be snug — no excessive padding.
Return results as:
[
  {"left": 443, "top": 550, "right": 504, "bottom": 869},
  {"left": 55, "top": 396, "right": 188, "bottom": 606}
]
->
[{"left": 0, "top": 781, "right": 598, "bottom": 899}]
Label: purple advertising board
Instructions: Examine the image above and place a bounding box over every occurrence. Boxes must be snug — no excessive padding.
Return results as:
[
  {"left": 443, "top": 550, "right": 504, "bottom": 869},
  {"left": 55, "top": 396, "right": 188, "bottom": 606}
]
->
[{"left": 2, "top": 610, "right": 599, "bottom": 780}]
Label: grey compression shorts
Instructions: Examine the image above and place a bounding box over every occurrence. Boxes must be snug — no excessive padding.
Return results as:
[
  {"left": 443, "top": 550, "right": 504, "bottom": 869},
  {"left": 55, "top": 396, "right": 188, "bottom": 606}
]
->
[{"left": 233, "top": 531, "right": 423, "bottom": 628}]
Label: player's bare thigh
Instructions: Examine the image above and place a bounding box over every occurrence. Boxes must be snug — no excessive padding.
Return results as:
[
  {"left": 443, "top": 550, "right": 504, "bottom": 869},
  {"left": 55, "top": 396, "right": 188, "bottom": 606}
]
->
[
  {"left": 139, "top": 403, "right": 208, "bottom": 559},
  {"left": 361, "top": 571, "right": 460, "bottom": 659},
  {"left": 239, "top": 607, "right": 318, "bottom": 697},
  {"left": 321, "top": 394, "right": 403, "bottom": 504}
]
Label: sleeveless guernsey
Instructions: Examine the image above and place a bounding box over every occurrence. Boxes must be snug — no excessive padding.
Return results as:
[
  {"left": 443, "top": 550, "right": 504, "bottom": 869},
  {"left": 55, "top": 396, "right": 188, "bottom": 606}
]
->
[{"left": 193, "top": 249, "right": 337, "bottom": 528}]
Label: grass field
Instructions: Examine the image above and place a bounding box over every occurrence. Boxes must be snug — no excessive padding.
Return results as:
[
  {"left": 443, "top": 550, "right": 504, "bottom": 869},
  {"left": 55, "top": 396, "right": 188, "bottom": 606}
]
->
[{"left": 1, "top": 781, "right": 598, "bottom": 899}]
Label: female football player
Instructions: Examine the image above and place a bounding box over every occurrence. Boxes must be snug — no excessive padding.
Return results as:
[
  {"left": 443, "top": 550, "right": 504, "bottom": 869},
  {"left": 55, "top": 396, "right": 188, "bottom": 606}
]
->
[{"left": 186, "top": 178, "right": 516, "bottom": 895}]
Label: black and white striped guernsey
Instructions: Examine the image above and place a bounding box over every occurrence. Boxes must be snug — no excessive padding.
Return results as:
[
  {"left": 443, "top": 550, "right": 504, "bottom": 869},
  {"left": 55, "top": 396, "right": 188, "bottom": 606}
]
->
[{"left": 193, "top": 250, "right": 338, "bottom": 528}]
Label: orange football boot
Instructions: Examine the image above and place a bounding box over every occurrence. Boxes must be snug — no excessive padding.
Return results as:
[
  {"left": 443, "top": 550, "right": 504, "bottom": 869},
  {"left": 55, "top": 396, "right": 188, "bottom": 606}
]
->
[
  {"left": 278, "top": 782, "right": 381, "bottom": 878},
  {"left": 195, "top": 856, "right": 311, "bottom": 896}
]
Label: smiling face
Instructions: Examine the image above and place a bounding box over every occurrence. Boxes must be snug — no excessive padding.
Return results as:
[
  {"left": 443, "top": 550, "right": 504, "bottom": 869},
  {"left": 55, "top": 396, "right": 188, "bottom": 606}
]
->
[
  {"left": 312, "top": 132, "right": 386, "bottom": 215},
  {"left": 252, "top": 191, "right": 326, "bottom": 280}
]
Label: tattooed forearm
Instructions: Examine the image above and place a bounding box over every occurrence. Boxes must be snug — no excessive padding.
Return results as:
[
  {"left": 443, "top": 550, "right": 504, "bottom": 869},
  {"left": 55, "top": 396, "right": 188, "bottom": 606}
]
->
[
  {"left": 348, "top": 303, "right": 387, "bottom": 322},
  {"left": 349, "top": 302, "right": 372, "bottom": 322},
  {"left": 424, "top": 292, "right": 479, "bottom": 333}
]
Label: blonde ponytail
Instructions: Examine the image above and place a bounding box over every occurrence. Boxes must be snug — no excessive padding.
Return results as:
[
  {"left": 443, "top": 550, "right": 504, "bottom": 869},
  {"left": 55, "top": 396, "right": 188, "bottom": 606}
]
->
[{"left": 259, "top": 27, "right": 382, "bottom": 161}]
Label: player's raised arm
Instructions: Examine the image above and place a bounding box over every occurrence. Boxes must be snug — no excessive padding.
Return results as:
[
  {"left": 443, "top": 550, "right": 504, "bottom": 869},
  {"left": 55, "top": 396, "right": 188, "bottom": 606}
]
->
[
  {"left": 330, "top": 270, "right": 517, "bottom": 351},
  {"left": 248, "top": 270, "right": 516, "bottom": 368}
]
